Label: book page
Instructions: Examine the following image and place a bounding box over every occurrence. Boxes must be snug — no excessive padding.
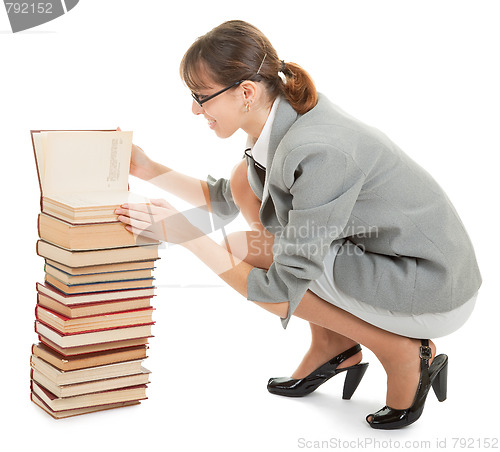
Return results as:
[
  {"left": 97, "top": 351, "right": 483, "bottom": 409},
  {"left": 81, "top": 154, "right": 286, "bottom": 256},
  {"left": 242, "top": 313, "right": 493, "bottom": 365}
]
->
[
  {"left": 48, "top": 191, "right": 151, "bottom": 208},
  {"left": 32, "top": 132, "right": 46, "bottom": 192},
  {"left": 41, "top": 131, "right": 133, "bottom": 196}
]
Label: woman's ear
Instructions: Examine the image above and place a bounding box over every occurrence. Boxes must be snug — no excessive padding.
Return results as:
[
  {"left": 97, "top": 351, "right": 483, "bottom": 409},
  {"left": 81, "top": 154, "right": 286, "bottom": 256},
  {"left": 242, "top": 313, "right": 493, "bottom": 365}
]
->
[{"left": 240, "top": 80, "right": 258, "bottom": 104}]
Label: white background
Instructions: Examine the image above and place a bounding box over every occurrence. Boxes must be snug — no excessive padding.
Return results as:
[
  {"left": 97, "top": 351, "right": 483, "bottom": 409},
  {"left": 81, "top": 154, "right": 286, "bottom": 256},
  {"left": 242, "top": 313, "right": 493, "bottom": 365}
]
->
[{"left": 0, "top": 1, "right": 498, "bottom": 450}]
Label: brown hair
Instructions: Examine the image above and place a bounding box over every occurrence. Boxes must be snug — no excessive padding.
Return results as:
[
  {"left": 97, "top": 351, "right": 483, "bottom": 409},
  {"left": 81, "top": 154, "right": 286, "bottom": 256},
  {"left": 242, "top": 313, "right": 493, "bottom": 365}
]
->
[{"left": 180, "top": 20, "right": 317, "bottom": 115}]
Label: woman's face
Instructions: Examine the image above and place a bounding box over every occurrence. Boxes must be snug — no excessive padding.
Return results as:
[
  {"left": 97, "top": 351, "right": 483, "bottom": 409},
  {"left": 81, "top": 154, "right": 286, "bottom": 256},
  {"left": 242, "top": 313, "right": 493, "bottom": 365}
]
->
[{"left": 191, "top": 81, "right": 246, "bottom": 139}]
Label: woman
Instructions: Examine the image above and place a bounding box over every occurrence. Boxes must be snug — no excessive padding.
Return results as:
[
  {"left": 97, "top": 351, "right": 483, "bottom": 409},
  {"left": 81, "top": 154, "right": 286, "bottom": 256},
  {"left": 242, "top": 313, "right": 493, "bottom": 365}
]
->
[{"left": 115, "top": 20, "right": 482, "bottom": 429}]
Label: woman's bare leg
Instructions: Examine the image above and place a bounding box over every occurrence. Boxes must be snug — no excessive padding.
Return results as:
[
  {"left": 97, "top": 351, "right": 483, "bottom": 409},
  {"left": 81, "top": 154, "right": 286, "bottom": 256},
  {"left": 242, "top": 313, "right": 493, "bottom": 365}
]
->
[
  {"left": 228, "top": 160, "right": 362, "bottom": 377},
  {"left": 228, "top": 159, "right": 437, "bottom": 411},
  {"left": 293, "top": 291, "right": 436, "bottom": 411},
  {"left": 222, "top": 226, "right": 436, "bottom": 409},
  {"left": 291, "top": 324, "right": 360, "bottom": 379}
]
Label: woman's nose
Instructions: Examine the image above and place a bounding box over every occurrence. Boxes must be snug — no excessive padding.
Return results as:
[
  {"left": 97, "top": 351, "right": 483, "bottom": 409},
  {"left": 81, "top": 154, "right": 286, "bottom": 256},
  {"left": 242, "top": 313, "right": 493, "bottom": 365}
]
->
[{"left": 192, "top": 100, "right": 204, "bottom": 115}]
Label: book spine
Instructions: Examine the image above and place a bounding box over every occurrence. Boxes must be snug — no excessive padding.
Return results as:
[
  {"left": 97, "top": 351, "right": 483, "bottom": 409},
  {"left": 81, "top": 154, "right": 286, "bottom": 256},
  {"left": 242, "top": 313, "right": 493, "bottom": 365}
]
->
[
  {"left": 37, "top": 318, "right": 155, "bottom": 336},
  {"left": 30, "top": 130, "right": 44, "bottom": 199}
]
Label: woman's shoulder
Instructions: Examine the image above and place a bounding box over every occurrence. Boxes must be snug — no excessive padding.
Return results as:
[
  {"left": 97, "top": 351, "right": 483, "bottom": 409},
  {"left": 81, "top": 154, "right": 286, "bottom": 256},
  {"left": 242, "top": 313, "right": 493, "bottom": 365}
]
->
[{"left": 281, "top": 94, "right": 398, "bottom": 156}]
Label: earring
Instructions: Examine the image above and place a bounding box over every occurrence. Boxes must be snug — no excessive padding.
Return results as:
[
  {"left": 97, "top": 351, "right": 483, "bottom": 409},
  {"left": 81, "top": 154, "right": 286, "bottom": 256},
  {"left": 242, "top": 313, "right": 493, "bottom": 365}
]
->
[{"left": 245, "top": 102, "right": 251, "bottom": 113}]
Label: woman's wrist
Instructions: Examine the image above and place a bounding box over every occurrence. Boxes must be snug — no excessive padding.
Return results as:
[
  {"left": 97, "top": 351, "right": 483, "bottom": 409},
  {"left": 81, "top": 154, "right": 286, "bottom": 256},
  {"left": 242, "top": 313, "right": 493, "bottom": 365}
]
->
[
  {"left": 135, "top": 159, "right": 164, "bottom": 182},
  {"left": 182, "top": 233, "right": 211, "bottom": 254}
]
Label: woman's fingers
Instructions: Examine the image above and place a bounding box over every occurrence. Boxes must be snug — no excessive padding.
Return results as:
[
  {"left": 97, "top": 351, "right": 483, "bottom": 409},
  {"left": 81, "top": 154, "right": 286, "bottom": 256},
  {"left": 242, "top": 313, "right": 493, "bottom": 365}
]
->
[
  {"left": 116, "top": 213, "right": 152, "bottom": 231},
  {"left": 120, "top": 202, "right": 173, "bottom": 216},
  {"left": 120, "top": 202, "right": 162, "bottom": 214},
  {"left": 150, "top": 198, "right": 173, "bottom": 209},
  {"left": 125, "top": 224, "right": 159, "bottom": 240},
  {"left": 114, "top": 198, "right": 201, "bottom": 244},
  {"left": 115, "top": 203, "right": 170, "bottom": 222},
  {"left": 115, "top": 208, "right": 153, "bottom": 225}
]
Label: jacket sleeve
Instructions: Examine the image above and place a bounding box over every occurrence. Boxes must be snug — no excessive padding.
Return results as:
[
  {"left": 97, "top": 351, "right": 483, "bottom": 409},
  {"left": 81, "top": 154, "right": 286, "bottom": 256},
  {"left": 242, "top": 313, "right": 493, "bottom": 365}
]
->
[
  {"left": 246, "top": 144, "right": 366, "bottom": 328},
  {"left": 206, "top": 174, "right": 240, "bottom": 229}
]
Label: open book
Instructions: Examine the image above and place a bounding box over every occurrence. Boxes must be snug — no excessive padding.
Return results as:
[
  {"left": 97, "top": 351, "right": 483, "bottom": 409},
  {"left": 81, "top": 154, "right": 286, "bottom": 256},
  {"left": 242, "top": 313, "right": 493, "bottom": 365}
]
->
[{"left": 31, "top": 130, "right": 150, "bottom": 224}]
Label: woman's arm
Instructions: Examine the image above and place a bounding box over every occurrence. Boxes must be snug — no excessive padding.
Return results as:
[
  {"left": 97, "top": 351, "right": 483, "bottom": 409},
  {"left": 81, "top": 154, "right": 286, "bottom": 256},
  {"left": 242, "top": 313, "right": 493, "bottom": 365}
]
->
[
  {"left": 184, "top": 234, "right": 289, "bottom": 318},
  {"left": 115, "top": 200, "right": 289, "bottom": 319},
  {"left": 131, "top": 143, "right": 212, "bottom": 211}
]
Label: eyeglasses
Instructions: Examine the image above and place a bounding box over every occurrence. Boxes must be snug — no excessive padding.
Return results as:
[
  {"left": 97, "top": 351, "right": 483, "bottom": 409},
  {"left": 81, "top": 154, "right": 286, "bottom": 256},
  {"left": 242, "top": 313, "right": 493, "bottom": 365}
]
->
[
  {"left": 191, "top": 80, "right": 245, "bottom": 107},
  {"left": 191, "top": 53, "right": 268, "bottom": 108},
  {"left": 244, "top": 148, "right": 266, "bottom": 172}
]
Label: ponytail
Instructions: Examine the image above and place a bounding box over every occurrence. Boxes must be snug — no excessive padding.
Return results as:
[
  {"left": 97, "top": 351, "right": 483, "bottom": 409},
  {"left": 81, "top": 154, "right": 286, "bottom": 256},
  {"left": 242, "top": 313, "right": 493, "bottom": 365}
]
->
[
  {"left": 180, "top": 20, "right": 318, "bottom": 115},
  {"left": 279, "top": 62, "right": 318, "bottom": 115}
]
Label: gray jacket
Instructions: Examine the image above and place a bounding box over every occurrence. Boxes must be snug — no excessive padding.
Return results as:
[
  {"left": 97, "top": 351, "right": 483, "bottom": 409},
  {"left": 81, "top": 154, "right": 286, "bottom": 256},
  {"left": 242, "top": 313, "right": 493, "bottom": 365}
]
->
[{"left": 207, "top": 94, "right": 482, "bottom": 328}]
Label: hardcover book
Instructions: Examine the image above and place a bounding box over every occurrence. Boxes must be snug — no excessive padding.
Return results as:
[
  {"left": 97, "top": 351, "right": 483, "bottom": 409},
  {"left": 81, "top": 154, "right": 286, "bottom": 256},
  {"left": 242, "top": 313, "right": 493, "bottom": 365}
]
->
[
  {"left": 44, "top": 262, "right": 153, "bottom": 285},
  {"left": 30, "top": 354, "right": 147, "bottom": 385},
  {"left": 31, "top": 368, "right": 150, "bottom": 398},
  {"left": 32, "top": 342, "right": 148, "bottom": 371},
  {"left": 31, "top": 129, "right": 158, "bottom": 419},
  {"left": 38, "top": 212, "right": 158, "bottom": 250},
  {"left": 31, "top": 392, "right": 140, "bottom": 419},
  {"left": 37, "top": 240, "right": 159, "bottom": 267},
  {"left": 31, "top": 130, "right": 150, "bottom": 224},
  {"left": 38, "top": 336, "right": 150, "bottom": 357},
  {"left": 37, "top": 291, "right": 152, "bottom": 318},
  {"left": 45, "top": 258, "right": 156, "bottom": 276},
  {"left": 31, "top": 381, "right": 148, "bottom": 412},
  {"left": 36, "top": 282, "right": 155, "bottom": 306},
  {"left": 44, "top": 273, "right": 154, "bottom": 295},
  {"left": 35, "top": 321, "right": 154, "bottom": 349},
  {"left": 35, "top": 305, "right": 155, "bottom": 334}
]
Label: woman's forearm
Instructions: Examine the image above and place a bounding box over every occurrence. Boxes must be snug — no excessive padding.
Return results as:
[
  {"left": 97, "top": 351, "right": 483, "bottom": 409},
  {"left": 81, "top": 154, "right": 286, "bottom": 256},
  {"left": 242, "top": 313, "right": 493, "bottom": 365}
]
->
[
  {"left": 142, "top": 160, "right": 212, "bottom": 211},
  {"left": 183, "top": 234, "right": 289, "bottom": 318}
]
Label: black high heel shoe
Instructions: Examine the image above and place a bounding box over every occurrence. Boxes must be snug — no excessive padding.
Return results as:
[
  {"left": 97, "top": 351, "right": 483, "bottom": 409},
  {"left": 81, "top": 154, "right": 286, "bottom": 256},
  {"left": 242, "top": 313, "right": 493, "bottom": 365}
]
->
[
  {"left": 267, "top": 344, "right": 369, "bottom": 399},
  {"left": 366, "top": 339, "right": 448, "bottom": 430}
]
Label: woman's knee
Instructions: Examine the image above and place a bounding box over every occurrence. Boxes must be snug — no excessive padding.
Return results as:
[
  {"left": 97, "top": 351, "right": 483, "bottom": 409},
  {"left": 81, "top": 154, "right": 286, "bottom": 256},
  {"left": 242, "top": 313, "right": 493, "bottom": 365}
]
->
[
  {"left": 219, "top": 230, "right": 274, "bottom": 269},
  {"left": 230, "top": 160, "right": 267, "bottom": 231},
  {"left": 229, "top": 160, "right": 250, "bottom": 208}
]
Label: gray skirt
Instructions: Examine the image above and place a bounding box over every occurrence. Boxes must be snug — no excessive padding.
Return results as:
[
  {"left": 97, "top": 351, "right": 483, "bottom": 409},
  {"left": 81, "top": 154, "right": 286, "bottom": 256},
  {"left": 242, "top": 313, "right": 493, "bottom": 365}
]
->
[{"left": 308, "top": 241, "right": 477, "bottom": 339}]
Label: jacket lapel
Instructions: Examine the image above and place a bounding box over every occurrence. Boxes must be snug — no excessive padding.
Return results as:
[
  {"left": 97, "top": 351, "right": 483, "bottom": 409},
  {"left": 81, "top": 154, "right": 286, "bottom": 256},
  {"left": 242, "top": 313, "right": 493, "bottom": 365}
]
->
[{"left": 259, "top": 99, "right": 299, "bottom": 220}]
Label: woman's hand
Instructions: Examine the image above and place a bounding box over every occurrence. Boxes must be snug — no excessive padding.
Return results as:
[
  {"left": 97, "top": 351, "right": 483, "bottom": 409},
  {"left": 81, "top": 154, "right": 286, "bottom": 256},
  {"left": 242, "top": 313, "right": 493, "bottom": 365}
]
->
[
  {"left": 130, "top": 142, "right": 155, "bottom": 180},
  {"left": 115, "top": 199, "right": 205, "bottom": 245},
  {"left": 117, "top": 126, "right": 155, "bottom": 180}
]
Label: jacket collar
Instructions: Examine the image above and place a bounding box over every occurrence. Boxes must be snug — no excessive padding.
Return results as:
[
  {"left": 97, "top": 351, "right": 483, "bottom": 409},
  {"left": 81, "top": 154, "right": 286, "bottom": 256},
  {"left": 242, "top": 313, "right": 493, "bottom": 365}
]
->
[
  {"left": 247, "top": 98, "right": 299, "bottom": 199},
  {"left": 266, "top": 97, "right": 299, "bottom": 170},
  {"left": 245, "top": 98, "right": 299, "bottom": 225}
]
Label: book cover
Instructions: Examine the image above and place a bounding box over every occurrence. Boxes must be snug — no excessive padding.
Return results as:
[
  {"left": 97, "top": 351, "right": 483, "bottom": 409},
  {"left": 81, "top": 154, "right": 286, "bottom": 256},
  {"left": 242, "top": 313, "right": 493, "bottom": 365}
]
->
[
  {"left": 36, "top": 282, "right": 156, "bottom": 306},
  {"left": 32, "top": 342, "right": 148, "bottom": 371},
  {"left": 31, "top": 130, "right": 151, "bottom": 224},
  {"left": 38, "top": 212, "right": 158, "bottom": 249},
  {"left": 37, "top": 240, "right": 159, "bottom": 267},
  {"left": 31, "top": 381, "right": 148, "bottom": 412},
  {"left": 35, "top": 305, "right": 155, "bottom": 334}
]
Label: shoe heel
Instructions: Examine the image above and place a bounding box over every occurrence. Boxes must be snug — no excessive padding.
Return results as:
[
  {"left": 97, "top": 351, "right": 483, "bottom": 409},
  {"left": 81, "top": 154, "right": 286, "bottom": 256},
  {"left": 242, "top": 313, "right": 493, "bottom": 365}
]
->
[
  {"left": 342, "top": 363, "right": 369, "bottom": 400},
  {"left": 432, "top": 360, "right": 448, "bottom": 402}
]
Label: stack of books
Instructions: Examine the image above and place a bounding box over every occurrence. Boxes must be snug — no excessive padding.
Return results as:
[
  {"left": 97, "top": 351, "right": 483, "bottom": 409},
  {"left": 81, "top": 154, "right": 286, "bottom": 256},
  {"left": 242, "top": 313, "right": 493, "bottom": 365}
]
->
[{"left": 30, "top": 130, "right": 160, "bottom": 418}]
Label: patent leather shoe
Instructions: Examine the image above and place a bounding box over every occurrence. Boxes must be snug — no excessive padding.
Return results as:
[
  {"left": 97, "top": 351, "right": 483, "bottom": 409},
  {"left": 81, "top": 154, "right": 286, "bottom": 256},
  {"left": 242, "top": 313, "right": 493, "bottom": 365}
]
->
[
  {"left": 366, "top": 339, "right": 448, "bottom": 430},
  {"left": 267, "top": 344, "right": 368, "bottom": 398}
]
